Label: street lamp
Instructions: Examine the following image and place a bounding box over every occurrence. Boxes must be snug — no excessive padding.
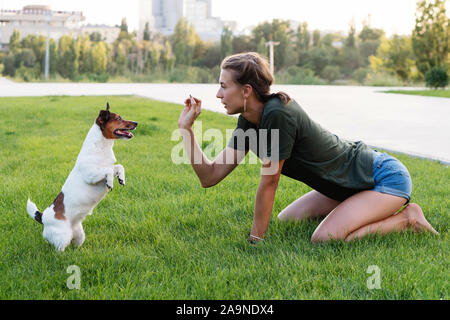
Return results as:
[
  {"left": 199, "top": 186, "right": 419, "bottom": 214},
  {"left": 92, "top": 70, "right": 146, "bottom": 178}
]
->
[
  {"left": 265, "top": 40, "right": 279, "bottom": 76},
  {"left": 44, "top": 9, "right": 52, "bottom": 80}
]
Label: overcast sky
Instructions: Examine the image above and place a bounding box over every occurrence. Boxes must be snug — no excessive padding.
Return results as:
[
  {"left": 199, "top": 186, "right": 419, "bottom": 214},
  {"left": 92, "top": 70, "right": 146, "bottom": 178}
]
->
[{"left": 1, "top": 0, "right": 447, "bottom": 36}]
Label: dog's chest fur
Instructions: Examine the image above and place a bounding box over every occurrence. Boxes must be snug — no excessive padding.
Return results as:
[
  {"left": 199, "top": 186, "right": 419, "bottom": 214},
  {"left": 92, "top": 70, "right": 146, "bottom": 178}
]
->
[{"left": 61, "top": 124, "right": 116, "bottom": 222}]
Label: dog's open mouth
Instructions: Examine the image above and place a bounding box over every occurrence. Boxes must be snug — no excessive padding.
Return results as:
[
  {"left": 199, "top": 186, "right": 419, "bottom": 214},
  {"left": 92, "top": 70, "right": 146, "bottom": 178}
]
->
[{"left": 114, "top": 128, "right": 134, "bottom": 139}]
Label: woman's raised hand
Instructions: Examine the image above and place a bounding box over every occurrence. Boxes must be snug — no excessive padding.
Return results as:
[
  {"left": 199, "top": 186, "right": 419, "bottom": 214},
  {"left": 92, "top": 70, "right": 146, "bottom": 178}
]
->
[{"left": 178, "top": 95, "right": 202, "bottom": 130}]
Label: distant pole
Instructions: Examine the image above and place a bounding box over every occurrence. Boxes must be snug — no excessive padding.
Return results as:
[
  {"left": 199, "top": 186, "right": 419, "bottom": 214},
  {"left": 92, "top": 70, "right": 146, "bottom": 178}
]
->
[
  {"left": 44, "top": 10, "right": 52, "bottom": 80},
  {"left": 265, "top": 40, "right": 280, "bottom": 76}
]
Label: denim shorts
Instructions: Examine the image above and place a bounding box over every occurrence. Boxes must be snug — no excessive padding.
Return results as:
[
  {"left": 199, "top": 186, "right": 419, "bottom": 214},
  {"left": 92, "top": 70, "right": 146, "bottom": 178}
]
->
[{"left": 371, "top": 150, "right": 412, "bottom": 204}]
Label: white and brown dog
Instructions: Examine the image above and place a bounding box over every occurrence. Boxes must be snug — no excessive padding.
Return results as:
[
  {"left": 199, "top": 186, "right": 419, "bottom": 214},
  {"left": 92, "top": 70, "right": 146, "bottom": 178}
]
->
[{"left": 27, "top": 103, "right": 137, "bottom": 251}]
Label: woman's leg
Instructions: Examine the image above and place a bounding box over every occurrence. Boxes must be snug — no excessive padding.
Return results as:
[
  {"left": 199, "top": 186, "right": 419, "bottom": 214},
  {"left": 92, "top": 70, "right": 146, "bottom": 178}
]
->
[
  {"left": 277, "top": 190, "right": 341, "bottom": 222},
  {"left": 311, "top": 190, "right": 407, "bottom": 243},
  {"left": 311, "top": 191, "right": 439, "bottom": 243},
  {"left": 345, "top": 202, "right": 438, "bottom": 241}
]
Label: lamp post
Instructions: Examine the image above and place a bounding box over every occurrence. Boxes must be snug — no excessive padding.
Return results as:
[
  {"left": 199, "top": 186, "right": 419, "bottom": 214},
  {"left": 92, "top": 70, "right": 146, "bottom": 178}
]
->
[
  {"left": 44, "top": 9, "right": 52, "bottom": 80},
  {"left": 265, "top": 40, "right": 279, "bottom": 76}
]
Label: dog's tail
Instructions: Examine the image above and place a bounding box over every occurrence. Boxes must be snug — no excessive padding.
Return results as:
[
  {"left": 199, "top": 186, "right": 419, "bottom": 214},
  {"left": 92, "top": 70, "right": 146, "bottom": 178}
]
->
[{"left": 27, "top": 198, "right": 43, "bottom": 224}]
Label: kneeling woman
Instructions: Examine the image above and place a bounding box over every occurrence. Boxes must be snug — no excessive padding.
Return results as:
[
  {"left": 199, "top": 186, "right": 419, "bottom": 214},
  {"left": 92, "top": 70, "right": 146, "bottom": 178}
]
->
[{"left": 177, "top": 52, "right": 438, "bottom": 244}]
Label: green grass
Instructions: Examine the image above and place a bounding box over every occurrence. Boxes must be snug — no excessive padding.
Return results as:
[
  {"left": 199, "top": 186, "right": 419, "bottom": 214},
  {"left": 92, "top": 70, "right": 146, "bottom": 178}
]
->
[
  {"left": 0, "top": 96, "right": 448, "bottom": 300},
  {"left": 384, "top": 89, "right": 450, "bottom": 98}
]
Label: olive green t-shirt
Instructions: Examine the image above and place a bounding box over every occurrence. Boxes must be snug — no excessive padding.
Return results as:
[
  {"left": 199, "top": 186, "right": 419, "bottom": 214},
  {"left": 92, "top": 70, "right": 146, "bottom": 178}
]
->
[{"left": 227, "top": 97, "right": 375, "bottom": 201}]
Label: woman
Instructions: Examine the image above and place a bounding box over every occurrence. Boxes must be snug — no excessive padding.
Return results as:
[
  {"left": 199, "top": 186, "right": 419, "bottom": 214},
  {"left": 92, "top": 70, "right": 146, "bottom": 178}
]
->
[{"left": 177, "top": 52, "right": 438, "bottom": 244}]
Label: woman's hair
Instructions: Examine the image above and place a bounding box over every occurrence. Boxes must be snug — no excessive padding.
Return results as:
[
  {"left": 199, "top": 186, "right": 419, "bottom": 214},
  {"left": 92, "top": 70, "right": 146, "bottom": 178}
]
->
[{"left": 220, "top": 52, "right": 291, "bottom": 104}]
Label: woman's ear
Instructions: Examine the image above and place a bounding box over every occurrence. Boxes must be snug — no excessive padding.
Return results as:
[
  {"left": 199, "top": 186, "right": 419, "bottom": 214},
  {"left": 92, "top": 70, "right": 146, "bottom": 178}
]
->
[{"left": 242, "top": 84, "right": 252, "bottom": 99}]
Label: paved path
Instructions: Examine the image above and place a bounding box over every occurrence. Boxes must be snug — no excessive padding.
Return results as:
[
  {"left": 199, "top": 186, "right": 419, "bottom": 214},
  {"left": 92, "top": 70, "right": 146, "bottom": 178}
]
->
[{"left": 0, "top": 80, "right": 449, "bottom": 164}]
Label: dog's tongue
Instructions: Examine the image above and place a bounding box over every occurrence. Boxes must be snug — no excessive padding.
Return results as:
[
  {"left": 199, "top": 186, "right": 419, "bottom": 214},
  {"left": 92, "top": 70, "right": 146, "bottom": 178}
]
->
[{"left": 116, "top": 130, "right": 133, "bottom": 138}]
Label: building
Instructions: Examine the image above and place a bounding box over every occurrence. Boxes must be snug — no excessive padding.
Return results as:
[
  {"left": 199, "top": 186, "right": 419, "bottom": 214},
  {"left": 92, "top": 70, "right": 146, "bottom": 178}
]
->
[
  {"left": 138, "top": 0, "right": 235, "bottom": 42},
  {"left": 0, "top": 5, "right": 85, "bottom": 51},
  {"left": 80, "top": 24, "right": 120, "bottom": 43}
]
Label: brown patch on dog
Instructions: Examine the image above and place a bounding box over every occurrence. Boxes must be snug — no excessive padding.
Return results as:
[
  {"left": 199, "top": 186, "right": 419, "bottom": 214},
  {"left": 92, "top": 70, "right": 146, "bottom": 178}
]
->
[
  {"left": 96, "top": 110, "right": 137, "bottom": 139},
  {"left": 53, "top": 192, "right": 66, "bottom": 221}
]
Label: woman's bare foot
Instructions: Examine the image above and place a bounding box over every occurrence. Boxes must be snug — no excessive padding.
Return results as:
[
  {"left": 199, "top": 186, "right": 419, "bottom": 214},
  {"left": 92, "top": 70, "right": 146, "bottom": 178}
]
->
[{"left": 403, "top": 203, "right": 439, "bottom": 235}]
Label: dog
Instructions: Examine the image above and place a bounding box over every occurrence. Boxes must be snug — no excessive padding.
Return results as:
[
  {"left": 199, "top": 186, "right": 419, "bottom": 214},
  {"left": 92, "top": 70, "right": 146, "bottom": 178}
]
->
[{"left": 27, "top": 103, "right": 137, "bottom": 251}]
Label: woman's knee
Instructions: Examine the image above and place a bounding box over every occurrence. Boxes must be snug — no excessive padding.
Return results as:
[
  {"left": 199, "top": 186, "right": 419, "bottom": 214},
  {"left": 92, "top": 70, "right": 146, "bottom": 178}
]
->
[{"left": 310, "top": 228, "right": 343, "bottom": 243}]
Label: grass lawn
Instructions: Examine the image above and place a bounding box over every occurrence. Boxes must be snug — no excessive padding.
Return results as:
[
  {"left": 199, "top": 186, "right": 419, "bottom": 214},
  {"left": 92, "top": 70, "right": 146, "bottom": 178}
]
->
[
  {"left": 0, "top": 96, "right": 448, "bottom": 300},
  {"left": 384, "top": 89, "right": 450, "bottom": 98}
]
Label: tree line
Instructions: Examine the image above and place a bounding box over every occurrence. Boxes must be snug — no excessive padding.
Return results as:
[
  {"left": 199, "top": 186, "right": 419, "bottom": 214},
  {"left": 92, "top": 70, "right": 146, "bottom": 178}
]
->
[{"left": 0, "top": 0, "right": 448, "bottom": 86}]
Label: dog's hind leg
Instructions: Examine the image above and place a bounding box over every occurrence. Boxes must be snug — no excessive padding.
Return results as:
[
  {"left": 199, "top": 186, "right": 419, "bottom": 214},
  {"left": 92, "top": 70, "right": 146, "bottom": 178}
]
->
[
  {"left": 43, "top": 222, "right": 73, "bottom": 252},
  {"left": 114, "top": 164, "right": 125, "bottom": 185},
  {"left": 72, "top": 223, "right": 85, "bottom": 247}
]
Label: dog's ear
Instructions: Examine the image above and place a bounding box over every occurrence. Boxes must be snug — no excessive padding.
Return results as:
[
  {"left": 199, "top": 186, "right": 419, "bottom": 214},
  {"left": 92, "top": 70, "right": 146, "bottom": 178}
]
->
[
  {"left": 106, "top": 102, "right": 110, "bottom": 111},
  {"left": 96, "top": 109, "right": 110, "bottom": 128},
  {"left": 99, "top": 109, "right": 110, "bottom": 122}
]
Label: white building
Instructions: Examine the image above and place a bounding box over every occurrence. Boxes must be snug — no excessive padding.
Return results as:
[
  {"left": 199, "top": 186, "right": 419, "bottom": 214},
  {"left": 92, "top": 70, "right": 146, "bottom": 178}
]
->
[
  {"left": 0, "top": 5, "right": 85, "bottom": 50},
  {"left": 80, "top": 24, "right": 120, "bottom": 43},
  {"left": 139, "top": 0, "right": 235, "bottom": 42}
]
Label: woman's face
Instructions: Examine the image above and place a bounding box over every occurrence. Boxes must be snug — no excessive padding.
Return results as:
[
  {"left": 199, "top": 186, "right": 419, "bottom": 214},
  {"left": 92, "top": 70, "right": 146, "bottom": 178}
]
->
[{"left": 216, "top": 69, "right": 244, "bottom": 115}]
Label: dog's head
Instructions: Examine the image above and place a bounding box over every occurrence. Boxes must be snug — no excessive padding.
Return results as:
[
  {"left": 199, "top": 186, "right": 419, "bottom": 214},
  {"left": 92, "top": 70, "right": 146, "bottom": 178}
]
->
[{"left": 96, "top": 103, "right": 138, "bottom": 139}]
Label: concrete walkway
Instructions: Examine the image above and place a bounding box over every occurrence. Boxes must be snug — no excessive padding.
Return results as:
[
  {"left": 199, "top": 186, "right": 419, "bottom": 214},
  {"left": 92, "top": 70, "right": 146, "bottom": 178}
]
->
[{"left": 0, "top": 80, "right": 449, "bottom": 164}]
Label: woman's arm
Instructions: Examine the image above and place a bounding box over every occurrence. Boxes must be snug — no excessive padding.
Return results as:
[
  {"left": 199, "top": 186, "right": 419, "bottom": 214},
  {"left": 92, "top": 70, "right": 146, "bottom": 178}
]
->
[
  {"left": 178, "top": 96, "right": 247, "bottom": 187},
  {"left": 250, "top": 159, "right": 285, "bottom": 241}
]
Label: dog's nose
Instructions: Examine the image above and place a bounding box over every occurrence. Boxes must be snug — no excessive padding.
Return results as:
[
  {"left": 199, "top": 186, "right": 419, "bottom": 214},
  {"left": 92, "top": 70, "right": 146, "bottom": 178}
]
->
[{"left": 133, "top": 122, "right": 138, "bottom": 127}]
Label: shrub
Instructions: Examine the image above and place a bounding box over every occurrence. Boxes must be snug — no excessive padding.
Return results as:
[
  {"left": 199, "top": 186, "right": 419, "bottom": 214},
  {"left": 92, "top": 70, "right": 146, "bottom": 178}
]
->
[
  {"left": 87, "top": 72, "right": 110, "bottom": 83},
  {"left": 365, "top": 72, "right": 404, "bottom": 87},
  {"left": 276, "top": 66, "right": 324, "bottom": 85},
  {"left": 425, "top": 67, "right": 449, "bottom": 89},
  {"left": 321, "top": 66, "right": 341, "bottom": 83},
  {"left": 352, "top": 68, "right": 369, "bottom": 85},
  {"left": 16, "top": 64, "right": 40, "bottom": 82}
]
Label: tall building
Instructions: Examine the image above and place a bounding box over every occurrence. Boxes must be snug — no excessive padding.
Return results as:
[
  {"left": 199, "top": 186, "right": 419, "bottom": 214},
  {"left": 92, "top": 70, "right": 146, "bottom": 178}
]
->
[
  {"left": 139, "top": 0, "right": 235, "bottom": 41},
  {"left": 0, "top": 5, "right": 85, "bottom": 51}
]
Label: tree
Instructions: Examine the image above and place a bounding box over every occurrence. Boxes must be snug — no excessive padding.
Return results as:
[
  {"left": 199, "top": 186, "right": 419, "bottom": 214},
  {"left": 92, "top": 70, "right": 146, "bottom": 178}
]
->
[
  {"left": 58, "top": 35, "right": 79, "bottom": 80},
  {"left": 120, "top": 17, "right": 128, "bottom": 33},
  {"left": 370, "top": 35, "right": 417, "bottom": 82},
  {"left": 358, "top": 23, "right": 384, "bottom": 67},
  {"left": 143, "top": 22, "right": 151, "bottom": 41},
  {"left": 321, "top": 65, "right": 341, "bottom": 83},
  {"left": 345, "top": 20, "right": 357, "bottom": 49},
  {"left": 220, "top": 26, "right": 233, "bottom": 59},
  {"left": 90, "top": 42, "right": 108, "bottom": 74},
  {"left": 295, "top": 22, "right": 311, "bottom": 66},
  {"left": 232, "top": 35, "right": 254, "bottom": 53},
  {"left": 412, "top": 0, "right": 449, "bottom": 75},
  {"left": 161, "top": 40, "right": 175, "bottom": 71},
  {"left": 89, "top": 32, "right": 103, "bottom": 42},
  {"left": 257, "top": 37, "right": 267, "bottom": 57},
  {"left": 9, "top": 30, "right": 21, "bottom": 54},
  {"left": 425, "top": 66, "right": 449, "bottom": 88},
  {"left": 312, "top": 30, "right": 321, "bottom": 47},
  {"left": 251, "top": 19, "right": 291, "bottom": 70},
  {"left": 339, "top": 20, "right": 360, "bottom": 76},
  {"left": 172, "top": 18, "right": 197, "bottom": 66}
]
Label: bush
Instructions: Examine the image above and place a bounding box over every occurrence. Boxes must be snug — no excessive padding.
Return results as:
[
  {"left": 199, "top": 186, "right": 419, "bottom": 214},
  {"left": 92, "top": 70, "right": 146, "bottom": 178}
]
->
[
  {"left": 425, "top": 67, "right": 449, "bottom": 89},
  {"left": 87, "top": 72, "right": 110, "bottom": 83},
  {"left": 2, "top": 55, "right": 16, "bottom": 77},
  {"left": 16, "top": 64, "right": 40, "bottom": 82},
  {"left": 321, "top": 66, "right": 341, "bottom": 83},
  {"left": 276, "top": 66, "right": 324, "bottom": 85},
  {"left": 365, "top": 72, "right": 404, "bottom": 87},
  {"left": 352, "top": 68, "right": 369, "bottom": 85}
]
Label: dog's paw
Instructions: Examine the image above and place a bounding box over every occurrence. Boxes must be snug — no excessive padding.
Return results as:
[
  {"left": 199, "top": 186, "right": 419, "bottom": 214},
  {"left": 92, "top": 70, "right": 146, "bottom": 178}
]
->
[{"left": 106, "top": 183, "right": 113, "bottom": 191}]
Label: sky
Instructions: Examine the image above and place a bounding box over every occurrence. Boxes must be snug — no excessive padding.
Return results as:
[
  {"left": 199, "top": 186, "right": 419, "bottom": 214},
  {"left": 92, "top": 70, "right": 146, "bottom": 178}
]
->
[{"left": 1, "top": 0, "right": 447, "bottom": 36}]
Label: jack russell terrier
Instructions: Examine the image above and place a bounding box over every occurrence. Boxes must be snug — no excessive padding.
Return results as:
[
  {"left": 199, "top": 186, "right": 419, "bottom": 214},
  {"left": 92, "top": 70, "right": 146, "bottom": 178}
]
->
[{"left": 27, "top": 103, "right": 137, "bottom": 251}]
